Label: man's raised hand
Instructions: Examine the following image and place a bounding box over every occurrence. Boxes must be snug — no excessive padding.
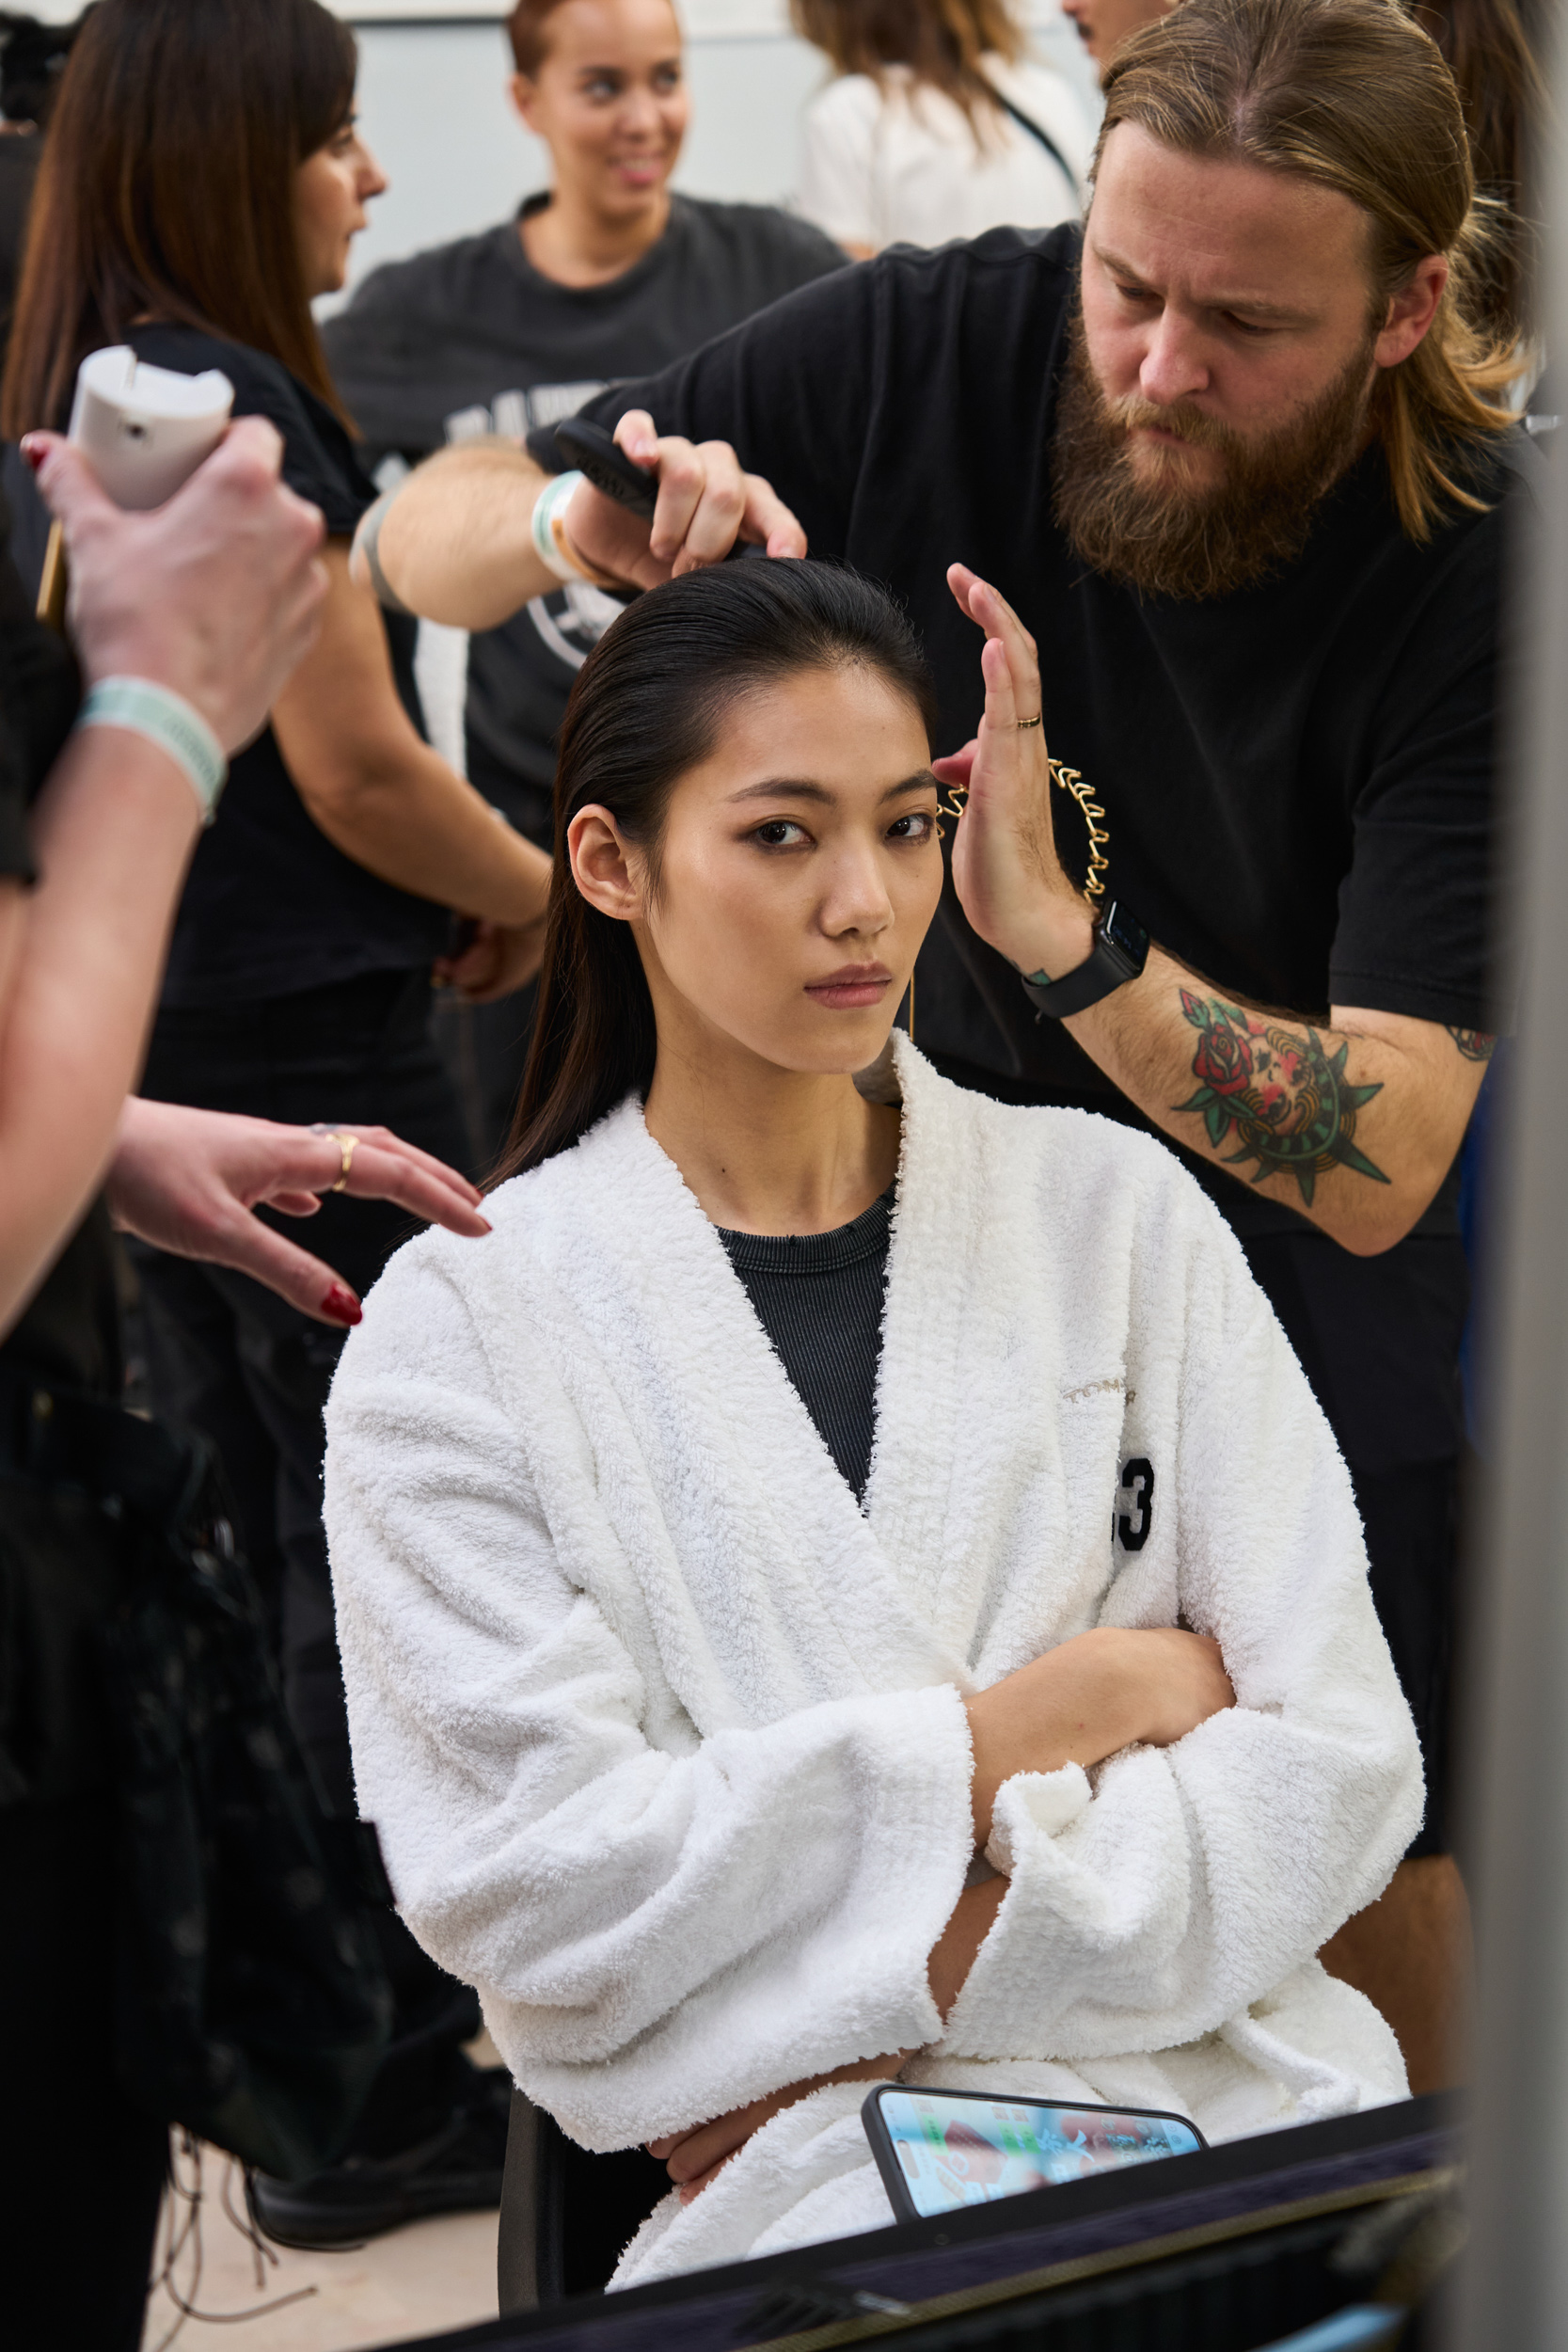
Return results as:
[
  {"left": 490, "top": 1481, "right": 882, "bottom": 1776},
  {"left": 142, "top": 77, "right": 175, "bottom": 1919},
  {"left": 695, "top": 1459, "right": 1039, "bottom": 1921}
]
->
[{"left": 941, "top": 563, "right": 1095, "bottom": 988}]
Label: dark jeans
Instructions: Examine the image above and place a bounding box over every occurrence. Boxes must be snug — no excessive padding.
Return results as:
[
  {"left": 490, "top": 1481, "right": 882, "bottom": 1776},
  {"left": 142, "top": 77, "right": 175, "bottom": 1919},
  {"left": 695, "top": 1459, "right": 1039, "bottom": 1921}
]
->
[
  {"left": 0, "top": 1793, "right": 168, "bottom": 2349},
  {"left": 136, "top": 967, "right": 483, "bottom": 2157}
]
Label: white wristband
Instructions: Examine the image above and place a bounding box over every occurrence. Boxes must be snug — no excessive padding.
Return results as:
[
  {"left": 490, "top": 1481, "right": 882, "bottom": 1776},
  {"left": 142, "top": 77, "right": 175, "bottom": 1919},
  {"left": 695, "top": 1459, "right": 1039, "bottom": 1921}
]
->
[
  {"left": 531, "top": 469, "right": 596, "bottom": 584},
  {"left": 77, "top": 676, "right": 228, "bottom": 824}
]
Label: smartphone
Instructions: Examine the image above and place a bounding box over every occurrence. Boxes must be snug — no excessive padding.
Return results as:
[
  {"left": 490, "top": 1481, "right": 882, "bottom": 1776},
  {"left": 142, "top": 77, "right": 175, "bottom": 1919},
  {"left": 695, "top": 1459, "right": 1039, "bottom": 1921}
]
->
[
  {"left": 862, "top": 2084, "right": 1207, "bottom": 2223},
  {"left": 552, "top": 416, "right": 658, "bottom": 519}
]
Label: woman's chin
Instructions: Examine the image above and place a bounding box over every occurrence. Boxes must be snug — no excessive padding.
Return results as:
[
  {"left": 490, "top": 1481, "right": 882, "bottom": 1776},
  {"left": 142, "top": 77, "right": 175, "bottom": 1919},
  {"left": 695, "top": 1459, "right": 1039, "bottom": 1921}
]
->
[{"left": 765, "top": 1015, "right": 903, "bottom": 1081}]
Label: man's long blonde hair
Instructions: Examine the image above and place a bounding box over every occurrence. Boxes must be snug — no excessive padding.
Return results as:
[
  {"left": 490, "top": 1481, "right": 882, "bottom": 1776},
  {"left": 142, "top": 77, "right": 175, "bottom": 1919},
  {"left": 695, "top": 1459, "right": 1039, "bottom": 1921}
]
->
[{"left": 1096, "top": 0, "right": 1525, "bottom": 542}]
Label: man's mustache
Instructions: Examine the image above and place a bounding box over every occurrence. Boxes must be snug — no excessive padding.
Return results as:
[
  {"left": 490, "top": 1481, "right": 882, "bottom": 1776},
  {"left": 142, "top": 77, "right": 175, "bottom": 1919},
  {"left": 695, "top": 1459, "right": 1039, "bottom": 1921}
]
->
[{"left": 1100, "top": 394, "right": 1243, "bottom": 454}]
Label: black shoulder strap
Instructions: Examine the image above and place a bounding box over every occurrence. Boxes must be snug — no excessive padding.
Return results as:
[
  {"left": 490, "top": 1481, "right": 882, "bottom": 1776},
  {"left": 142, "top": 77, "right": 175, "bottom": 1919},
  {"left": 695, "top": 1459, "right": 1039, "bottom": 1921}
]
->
[{"left": 985, "top": 81, "right": 1081, "bottom": 199}]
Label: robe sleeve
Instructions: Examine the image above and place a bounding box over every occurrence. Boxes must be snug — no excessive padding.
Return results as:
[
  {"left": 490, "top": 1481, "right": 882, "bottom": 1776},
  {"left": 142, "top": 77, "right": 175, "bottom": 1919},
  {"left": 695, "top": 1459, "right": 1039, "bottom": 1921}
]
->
[
  {"left": 324, "top": 1242, "right": 976, "bottom": 2151},
  {"left": 939, "top": 1200, "right": 1425, "bottom": 2067}
]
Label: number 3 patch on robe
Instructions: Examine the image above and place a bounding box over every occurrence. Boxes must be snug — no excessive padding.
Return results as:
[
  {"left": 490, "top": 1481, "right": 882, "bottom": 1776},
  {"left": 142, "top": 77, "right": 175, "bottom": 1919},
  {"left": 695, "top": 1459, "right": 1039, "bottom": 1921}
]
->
[{"left": 1115, "top": 1456, "right": 1155, "bottom": 1551}]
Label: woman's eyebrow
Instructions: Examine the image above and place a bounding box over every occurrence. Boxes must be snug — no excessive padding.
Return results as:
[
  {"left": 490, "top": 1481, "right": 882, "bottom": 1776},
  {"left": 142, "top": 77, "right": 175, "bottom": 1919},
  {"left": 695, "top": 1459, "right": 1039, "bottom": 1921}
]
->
[
  {"left": 725, "top": 771, "right": 937, "bottom": 807},
  {"left": 727, "top": 778, "right": 835, "bottom": 805}
]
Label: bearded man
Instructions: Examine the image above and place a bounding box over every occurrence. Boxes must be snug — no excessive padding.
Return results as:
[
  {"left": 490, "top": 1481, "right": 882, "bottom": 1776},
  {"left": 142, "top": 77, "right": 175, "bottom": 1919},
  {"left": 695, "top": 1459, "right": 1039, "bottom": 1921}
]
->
[{"left": 355, "top": 0, "right": 1527, "bottom": 2100}]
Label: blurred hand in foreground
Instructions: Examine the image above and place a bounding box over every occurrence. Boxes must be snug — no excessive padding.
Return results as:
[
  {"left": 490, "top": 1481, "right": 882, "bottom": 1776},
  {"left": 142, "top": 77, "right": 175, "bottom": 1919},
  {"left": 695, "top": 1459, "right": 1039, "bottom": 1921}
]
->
[{"left": 24, "top": 416, "right": 328, "bottom": 749}]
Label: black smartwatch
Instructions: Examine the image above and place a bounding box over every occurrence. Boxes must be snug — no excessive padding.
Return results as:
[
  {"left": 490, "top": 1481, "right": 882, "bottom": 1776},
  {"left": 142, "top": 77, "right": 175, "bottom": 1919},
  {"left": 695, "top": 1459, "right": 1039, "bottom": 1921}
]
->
[{"left": 1020, "top": 899, "right": 1150, "bottom": 1019}]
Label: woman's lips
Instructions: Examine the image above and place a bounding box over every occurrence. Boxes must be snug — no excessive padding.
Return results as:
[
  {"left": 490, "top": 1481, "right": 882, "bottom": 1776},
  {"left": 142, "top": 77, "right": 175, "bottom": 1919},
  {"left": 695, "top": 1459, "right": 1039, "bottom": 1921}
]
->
[{"left": 805, "top": 966, "right": 895, "bottom": 1010}]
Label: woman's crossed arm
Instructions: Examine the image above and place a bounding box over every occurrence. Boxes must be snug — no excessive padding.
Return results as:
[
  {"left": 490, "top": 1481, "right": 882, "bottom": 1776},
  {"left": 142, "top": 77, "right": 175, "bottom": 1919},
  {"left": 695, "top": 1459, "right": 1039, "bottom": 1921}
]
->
[{"left": 652, "top": 1627, "right": 1235, "bottom": 2199}]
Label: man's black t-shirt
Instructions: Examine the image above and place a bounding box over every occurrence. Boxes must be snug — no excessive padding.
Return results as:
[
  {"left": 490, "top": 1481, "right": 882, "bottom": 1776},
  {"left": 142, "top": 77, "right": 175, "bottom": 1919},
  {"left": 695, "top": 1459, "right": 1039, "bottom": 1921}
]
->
[
  {"left": 127, "top": 325, "right": 451, "bottom": 1007},
  {"left": 562, "top": 222, "right": 1528, "bottom": 1244},
  {"left": 325, "top": 193, "right": 846, "bottom": 842}
]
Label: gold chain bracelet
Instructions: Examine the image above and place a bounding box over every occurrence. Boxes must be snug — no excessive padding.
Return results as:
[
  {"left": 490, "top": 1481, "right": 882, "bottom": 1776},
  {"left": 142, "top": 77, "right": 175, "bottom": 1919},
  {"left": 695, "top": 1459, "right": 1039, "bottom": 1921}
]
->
[{"left": 938, "top": 757, "right": 1110, "bottom": 907}]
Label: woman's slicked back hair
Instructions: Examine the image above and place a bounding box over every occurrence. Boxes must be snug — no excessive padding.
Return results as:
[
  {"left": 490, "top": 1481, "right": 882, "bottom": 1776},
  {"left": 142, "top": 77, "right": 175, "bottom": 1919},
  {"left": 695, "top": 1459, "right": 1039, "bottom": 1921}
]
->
[
  {"left": 1, "top": 0, "right": 357, "bottom": 436},
  {"left": 496, "top": 558, "right": 937, "bottom": 1184},
  {"left": 1096, "top": 0, "right": 1524, "bottom": 541}
]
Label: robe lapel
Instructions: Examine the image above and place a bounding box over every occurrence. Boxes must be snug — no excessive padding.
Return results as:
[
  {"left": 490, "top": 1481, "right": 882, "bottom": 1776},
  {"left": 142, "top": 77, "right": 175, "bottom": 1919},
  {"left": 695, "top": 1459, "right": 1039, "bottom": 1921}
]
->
[
  {"left": 558, "top": 1091, "right": 973, "bottom": 1716},
  {"left": 868, "top": 1039, "right": 1076, "bottom": 1666}
]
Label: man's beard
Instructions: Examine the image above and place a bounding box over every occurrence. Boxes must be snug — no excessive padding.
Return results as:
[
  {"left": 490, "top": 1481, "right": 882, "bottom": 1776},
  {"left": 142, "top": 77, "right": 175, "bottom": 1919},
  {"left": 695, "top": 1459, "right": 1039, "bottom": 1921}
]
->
[{"left": 1052, "top": 311, "right": 1378, "bottom": 602}]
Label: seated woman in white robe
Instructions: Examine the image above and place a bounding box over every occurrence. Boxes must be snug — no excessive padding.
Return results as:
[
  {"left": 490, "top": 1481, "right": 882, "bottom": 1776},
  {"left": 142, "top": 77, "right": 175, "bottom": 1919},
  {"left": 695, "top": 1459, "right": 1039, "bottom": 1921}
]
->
[{"left": 324, "top": 556, "right": 1422, "bottom": 2288}]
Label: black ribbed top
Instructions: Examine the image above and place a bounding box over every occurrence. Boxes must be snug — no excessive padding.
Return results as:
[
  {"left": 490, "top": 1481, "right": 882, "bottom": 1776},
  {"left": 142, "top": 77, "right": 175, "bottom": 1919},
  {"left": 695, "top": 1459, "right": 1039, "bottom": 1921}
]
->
[{"left": 718, "top": 1186, "right": 894, "bottom": 1504}]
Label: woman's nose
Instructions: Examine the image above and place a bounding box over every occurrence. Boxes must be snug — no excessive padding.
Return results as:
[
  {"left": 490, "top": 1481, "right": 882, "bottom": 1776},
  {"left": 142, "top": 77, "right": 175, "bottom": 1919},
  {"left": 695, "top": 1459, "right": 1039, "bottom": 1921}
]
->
[
  {"left": 620, "top": 87, "right": 662, "bottom": 137},
  {"left": 825, "top": 853, "right": 894, "bottom": 936}
]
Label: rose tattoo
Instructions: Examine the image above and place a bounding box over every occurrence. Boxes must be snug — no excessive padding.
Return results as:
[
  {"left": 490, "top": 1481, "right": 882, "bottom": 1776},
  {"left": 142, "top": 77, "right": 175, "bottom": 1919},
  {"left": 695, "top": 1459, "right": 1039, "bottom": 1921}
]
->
[{"left": 1175, "top": 992, "right": 1388, "bottom": 1207}]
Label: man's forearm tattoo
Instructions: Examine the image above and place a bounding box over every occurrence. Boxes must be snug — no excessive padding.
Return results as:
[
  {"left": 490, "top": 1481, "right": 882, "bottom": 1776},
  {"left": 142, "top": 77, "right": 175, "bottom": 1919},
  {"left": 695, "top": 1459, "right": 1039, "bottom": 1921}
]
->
[
  {"left": 1174, "top": 992, "right": 1389, "bottom": 1207},
  {"left": 1447, "top": 1025, "right": 1496, "bottom": 1062}
]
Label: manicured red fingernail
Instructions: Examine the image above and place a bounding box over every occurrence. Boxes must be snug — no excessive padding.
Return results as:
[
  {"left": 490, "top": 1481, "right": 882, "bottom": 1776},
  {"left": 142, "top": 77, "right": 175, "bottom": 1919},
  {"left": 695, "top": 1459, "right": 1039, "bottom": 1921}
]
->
[
  {"left": 20, "top": 435, "right": 43, "bottom": 470},
  {"left": 322, "top": 1282, "right": 362, "bottom": 1327}
]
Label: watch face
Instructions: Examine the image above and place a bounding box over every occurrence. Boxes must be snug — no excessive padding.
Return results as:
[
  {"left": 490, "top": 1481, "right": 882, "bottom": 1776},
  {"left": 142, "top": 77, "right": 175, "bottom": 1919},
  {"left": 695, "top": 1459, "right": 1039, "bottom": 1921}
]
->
[{"left": 1101, "top": 900, "right": 1149, "bottom": 968}]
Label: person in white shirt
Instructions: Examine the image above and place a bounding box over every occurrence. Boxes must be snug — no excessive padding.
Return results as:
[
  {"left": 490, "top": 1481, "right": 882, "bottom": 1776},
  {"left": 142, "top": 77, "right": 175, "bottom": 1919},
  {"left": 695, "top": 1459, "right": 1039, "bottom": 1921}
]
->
[{"left": 791, "top": 0, "right": 1093, "bottom": 256}]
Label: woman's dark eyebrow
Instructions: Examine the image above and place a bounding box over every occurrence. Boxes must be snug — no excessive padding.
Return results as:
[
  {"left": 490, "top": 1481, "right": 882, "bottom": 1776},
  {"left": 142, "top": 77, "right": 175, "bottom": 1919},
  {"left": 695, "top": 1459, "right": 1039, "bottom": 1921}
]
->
[{"left": 726, "top": 771, "right": 937, "bottom": 807}]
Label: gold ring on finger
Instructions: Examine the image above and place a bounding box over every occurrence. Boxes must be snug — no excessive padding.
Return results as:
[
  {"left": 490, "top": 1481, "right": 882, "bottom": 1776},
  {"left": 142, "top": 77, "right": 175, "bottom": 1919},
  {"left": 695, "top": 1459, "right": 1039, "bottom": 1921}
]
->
[
  {"left": 1017, "top": 714, "right": 1043, "bottom": 729},
  {"left": 325, "top": 1132, "right": 358, "bottom": 1193}
]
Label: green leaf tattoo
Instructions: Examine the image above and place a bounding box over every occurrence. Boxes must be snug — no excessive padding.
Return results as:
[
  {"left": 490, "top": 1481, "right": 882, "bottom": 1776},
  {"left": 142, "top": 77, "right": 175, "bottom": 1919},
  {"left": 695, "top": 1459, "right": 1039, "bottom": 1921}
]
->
[
  {"left": 1446, "top": 1025, "right": 1496, "bottom": 1062},
  {"left": 1173, "top": 993, "right": 1389, "bottom": 1208}
]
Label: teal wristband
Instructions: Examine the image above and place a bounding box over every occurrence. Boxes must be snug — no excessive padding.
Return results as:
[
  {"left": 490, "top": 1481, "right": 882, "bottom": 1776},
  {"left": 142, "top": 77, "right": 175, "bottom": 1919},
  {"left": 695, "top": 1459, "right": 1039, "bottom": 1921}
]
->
[{"left": 77, "top": 676, "right": 228, "bottom": 825}]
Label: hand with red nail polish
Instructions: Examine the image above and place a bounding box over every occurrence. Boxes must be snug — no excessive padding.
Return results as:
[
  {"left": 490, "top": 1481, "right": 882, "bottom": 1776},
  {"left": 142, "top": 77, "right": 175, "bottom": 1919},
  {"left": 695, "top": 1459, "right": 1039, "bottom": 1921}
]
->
[{"left": 104, "top": 1100, "right": 491, "bottom": 1326}]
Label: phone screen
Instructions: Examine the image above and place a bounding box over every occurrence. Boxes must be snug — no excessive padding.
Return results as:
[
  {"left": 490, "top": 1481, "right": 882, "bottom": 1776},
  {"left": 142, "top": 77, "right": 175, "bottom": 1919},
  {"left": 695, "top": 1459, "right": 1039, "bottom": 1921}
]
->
[{"left": 871, "top": 2090, "right": 1204, "bottom": 2218}]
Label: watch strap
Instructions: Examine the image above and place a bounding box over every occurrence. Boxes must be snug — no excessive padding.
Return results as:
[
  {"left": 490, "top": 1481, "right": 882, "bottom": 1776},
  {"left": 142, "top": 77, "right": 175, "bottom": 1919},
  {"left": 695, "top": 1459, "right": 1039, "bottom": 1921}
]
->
[{"left": 1021, "top": 900, "right": 1149, "bottom": 1019}]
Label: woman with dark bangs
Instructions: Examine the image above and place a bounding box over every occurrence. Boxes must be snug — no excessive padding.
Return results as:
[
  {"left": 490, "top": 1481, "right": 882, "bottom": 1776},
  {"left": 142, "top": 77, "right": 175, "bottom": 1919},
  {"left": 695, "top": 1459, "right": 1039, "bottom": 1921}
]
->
[{"left": 2, "top": 0, "right": 550, "bottom": 2247}]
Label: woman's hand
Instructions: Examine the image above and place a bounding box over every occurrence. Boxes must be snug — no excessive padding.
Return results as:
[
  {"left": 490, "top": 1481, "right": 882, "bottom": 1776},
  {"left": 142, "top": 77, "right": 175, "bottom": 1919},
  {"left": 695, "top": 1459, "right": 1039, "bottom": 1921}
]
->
[
  {"left": 24, "top": 419, "right": 327, "bottom": 751},
  {"left": 434, "top": 912, "right": 548, "bottom": 1003},
  {"left": 106, "top": 1100, "right": 491, "bottom": 1326},
  {"left": 649, "top": 2051, "right": 908, "bottom": 2204},
  {"left": 939, "top": 564, "right": 1096, "bottom": 987},
  {"left": 965, "top": 1626, "right": 1236, "bottom": 1848},
  {"left": 1131, "top": 1628, "right": 1238, "bottom": 1748}
]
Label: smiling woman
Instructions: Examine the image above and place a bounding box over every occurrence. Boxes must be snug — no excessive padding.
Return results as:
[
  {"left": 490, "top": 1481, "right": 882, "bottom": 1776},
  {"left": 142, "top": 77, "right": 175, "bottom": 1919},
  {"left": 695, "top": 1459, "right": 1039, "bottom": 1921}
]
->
[{"left": 324, "top": 556, "right": 1424, "bottom": 2288}]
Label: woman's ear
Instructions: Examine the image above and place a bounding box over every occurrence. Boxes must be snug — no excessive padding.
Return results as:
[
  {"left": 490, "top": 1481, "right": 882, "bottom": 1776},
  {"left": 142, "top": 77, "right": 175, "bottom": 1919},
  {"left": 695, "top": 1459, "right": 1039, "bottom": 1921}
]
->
[
  {"left": 509, "top": 71, "right": 540, "bottom": 134},
  {"left": 568, "top": 805, "right": 644, "bottom": 922}
]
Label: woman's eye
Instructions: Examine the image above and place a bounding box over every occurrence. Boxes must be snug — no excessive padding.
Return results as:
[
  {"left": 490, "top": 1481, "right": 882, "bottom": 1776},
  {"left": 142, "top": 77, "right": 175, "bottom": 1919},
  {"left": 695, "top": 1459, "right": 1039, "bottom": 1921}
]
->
[
  {"left": 752, "top": 819, "right": 809, "bottom": 849},
  {"left": 584, "top": 74, "right": 620, "bottom": 98},
  {"left": 887, "top": 811, "right": 935, "bottom": 843},
  {"left": 654, "top": 66, "right": 681, "bottom": 89}
]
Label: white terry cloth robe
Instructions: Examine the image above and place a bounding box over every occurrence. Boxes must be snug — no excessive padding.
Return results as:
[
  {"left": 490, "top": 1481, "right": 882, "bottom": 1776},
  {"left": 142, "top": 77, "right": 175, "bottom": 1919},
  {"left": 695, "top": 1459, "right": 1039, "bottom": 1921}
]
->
[{"left": 324, "top": 1034, "right": 1423, "bottom": 2289}]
